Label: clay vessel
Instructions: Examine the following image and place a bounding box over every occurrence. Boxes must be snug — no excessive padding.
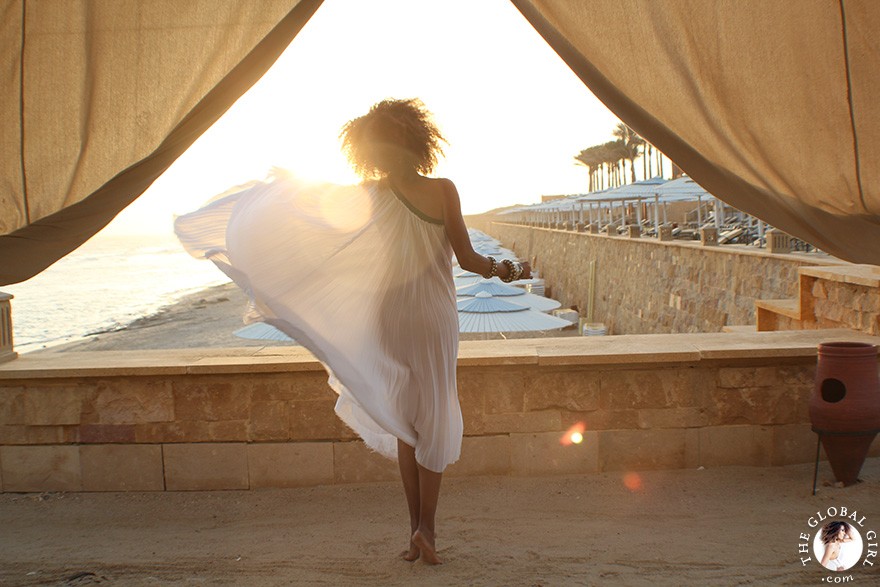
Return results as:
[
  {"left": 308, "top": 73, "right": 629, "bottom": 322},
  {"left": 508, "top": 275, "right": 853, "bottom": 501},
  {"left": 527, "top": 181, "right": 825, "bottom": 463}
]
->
[{"left": 809, "top": 342, "right": 880, "bottom": 486}]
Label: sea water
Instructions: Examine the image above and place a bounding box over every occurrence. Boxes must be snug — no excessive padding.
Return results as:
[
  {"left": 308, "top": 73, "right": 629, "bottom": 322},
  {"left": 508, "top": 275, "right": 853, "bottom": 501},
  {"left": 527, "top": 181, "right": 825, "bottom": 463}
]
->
[{"left": 3, "top": 232, "right": 230, "bottom": 353}]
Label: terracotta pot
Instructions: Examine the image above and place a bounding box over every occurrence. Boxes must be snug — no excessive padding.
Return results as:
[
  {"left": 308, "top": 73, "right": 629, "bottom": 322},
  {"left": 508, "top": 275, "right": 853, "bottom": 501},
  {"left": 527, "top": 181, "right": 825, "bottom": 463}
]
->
[{"left": 809, "top": 342, "right": 880, "bottom": 486}]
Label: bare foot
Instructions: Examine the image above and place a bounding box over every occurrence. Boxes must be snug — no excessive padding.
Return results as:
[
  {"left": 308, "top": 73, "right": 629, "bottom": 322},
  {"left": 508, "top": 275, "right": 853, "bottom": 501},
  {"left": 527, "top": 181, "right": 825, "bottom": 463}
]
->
[
  {"left": 412, "top": 528, "right": 442, "bottom": 565},
  {"left": 399, "top": 540, "right": 420, "bottom": 562}
]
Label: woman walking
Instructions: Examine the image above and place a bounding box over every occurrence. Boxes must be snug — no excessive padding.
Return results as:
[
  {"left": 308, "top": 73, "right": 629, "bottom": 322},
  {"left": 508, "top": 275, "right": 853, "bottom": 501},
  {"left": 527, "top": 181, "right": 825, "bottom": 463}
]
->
[{"left": 175, "top": 98, "right": 529, "bottom": 564}]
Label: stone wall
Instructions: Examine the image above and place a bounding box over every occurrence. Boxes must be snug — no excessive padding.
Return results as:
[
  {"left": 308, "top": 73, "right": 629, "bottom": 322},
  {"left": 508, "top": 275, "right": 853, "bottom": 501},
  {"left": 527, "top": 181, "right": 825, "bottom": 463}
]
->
[
  {"left": 2, "top": 331, "right": 878, "bottom": 492},
  {"left": 756, "top": 264, "right": 880, "bottom": 336},
  {"left": 489, "top": 223, "right": 842, "bottom": 335},
  {"left": 810, "top": 279, "right": 879, "bottom": 334}
]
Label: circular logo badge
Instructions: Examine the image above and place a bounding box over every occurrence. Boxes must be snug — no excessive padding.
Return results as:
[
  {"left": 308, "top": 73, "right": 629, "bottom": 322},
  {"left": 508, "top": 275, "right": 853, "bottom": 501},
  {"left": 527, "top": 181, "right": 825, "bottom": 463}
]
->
[{"left": 812, "top": 520, "right": 864, "bottom": 572}]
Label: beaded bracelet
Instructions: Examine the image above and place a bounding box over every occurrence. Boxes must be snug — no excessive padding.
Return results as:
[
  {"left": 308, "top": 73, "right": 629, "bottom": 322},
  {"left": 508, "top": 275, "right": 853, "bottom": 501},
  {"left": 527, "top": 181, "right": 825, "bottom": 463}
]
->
[
  {"left": 500, "top": 259, "right": 523, "bottom": 283},
  {"left": 500, "top": 259, "right": 514, "bottom": 282},
  {"left": 484, "top": 256, "right": 498, "bottom": 279}
]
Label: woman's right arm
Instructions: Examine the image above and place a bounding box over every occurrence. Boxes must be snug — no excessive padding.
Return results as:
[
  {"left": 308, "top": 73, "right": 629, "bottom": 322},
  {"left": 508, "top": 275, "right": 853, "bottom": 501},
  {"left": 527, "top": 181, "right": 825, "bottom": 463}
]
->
[{"left": 439, "top": 179, "right": 530, "bottom": 280}]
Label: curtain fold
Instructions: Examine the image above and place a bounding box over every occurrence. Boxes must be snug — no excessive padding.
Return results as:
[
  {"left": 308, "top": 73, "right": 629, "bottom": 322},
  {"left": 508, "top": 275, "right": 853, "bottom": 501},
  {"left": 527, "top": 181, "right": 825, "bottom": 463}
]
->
[
  {"left": 512, "top": 0, "right": 880, "bottom": 264},
  {"left": 0, "top": 0, "right": 323, "bottom": 285}
]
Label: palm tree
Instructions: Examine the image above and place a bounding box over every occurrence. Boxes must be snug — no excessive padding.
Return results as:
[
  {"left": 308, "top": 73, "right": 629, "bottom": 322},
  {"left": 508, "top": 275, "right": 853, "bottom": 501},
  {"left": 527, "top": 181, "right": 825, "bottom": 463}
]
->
[
  {"left": 640, "top": 140, "right": 667, "bottom": 179},
  {"left": 574, "top": 146, "right": 603, "bottom": 192},
  {"left": 575, "top": 126, "right": 649, "bottom": 191},
  {"left": 612, "top": 123, "right": 644, "bottom": 184},
  {"left": 598, "top": 141, "right": 619, "bottom": 188},
  {"left": 610, "top": 139, "right": 626, "bottom": 187},
  {"left": 574, "top": 149, "right": 594, "bottom": 191}
]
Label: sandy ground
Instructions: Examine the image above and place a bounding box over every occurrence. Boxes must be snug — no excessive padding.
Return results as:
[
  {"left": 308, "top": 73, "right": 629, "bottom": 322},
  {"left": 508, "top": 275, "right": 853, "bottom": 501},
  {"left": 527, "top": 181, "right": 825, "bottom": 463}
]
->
[
  {"left": 16, "top": 285, "right": 879, "bottom": 585},
  {"left": 1, "top": 459, "right": 879, "bottom": 586},
  {"left": 34, "top": 283, "right": 288, "bottom": 353}
]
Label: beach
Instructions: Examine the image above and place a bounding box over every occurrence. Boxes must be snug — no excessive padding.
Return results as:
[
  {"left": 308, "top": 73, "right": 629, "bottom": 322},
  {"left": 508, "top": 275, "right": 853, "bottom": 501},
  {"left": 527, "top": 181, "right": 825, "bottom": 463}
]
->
[
  {"left": 1, "top": 459, "right": 877, "bottom": 586},
  {"left": 30, "top": 283, "right": 286, "bottom": 353},
  {"left": 31, "top": 282, "right": 580, "bottom": 354}
]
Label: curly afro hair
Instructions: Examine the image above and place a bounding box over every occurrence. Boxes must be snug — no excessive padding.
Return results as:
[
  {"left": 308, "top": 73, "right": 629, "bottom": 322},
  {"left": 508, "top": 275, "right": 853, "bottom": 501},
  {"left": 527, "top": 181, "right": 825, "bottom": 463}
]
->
[
  {"left": 820, "top": 521, "right": 851, "bottom": 544},
  {"left": 339, "top": 98, "right": 446, "bottom": 179}
]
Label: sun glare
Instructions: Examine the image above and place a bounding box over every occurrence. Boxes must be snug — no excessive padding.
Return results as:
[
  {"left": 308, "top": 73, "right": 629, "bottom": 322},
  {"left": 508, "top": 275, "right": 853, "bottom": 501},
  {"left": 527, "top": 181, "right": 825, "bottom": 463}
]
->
[
  {"left": 104, "top": 0, "right": 619, "bottom": 236},
  {"left": 623, "top": 472, "right": 643, "bottom": 492},
  {"left": 317, "top": 184, "right": 373, "bottom": 232},
  {"left": 560, "top": 422, "right": 586, "bottom": 446}
]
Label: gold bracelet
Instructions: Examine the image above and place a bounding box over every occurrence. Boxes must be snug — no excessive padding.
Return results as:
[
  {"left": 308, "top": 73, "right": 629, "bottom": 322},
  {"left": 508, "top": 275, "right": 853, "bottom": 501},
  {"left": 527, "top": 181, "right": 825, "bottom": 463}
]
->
[
  {"left": 501, "top": 259, "right": 522, "bottom": 283},
  {"left": 500, "top": 259, "right": 511, "bottom": 282},
  {"left": 485, "top": 256, "right": 497, "bottom": 279}
]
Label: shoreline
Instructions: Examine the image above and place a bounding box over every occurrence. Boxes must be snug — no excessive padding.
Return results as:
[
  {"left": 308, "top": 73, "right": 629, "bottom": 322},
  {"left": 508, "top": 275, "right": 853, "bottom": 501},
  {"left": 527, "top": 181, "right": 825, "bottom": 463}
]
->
[
  {"left": 29, "top": 282, "right": 292, "bottom": 354},
  {"left": 27, "top": 282, "right": 580, "bottom": 354}
]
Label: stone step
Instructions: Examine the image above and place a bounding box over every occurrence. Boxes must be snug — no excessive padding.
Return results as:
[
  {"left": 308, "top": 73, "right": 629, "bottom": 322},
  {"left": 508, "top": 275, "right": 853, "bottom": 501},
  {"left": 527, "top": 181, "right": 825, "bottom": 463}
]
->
[{"left": 754, "top": 298, "right": 801, "bottom": 320}]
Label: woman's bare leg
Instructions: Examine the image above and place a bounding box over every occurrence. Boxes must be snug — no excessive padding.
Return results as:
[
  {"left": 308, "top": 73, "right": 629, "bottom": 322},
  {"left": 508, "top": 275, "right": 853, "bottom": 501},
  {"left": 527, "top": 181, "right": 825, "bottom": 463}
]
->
[
  {"left": 411, "top": 463, "right": 443, "bottom": 564},
  {"left": 397, "top": 439, "right": 421, "bottom": 561}
]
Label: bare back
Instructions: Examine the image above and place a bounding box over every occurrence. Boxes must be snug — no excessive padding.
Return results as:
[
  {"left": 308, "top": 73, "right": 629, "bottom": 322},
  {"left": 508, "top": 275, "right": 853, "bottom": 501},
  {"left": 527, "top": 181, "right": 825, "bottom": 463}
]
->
[
  {"left": 382, "top": 174, "right": 531, "bottom": 283},
  {"left": 382, "top": 176, "right": 447, "bottom": 223}
]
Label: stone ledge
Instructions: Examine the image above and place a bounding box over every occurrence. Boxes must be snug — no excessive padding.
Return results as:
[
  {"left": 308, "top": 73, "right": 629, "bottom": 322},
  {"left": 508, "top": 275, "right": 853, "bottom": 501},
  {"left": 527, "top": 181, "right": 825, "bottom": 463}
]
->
[
  {"left": 799, "top": 264, "right": 880, "bottom": 288},
  {"left": 721, "top": 325, "right": 757, "bottom": 334},
  {"left": 2, "top": 329, "right": 877, "bottom": 380},
  {"left": 493, "top": 222, "right": 844, "bottom": 265},
  {"left": 753, "top": 263, "right": 878, "bottom": 336},
  {"left": 755, "top": 298, "right": 801, "bottom": 320}
]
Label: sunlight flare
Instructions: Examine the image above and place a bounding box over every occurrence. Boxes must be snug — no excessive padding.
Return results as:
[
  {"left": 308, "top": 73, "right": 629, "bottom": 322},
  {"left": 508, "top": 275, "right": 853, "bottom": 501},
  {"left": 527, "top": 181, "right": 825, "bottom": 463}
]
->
[
  {"left": 623, "top": 472, "right": 643, "bottom": 492},
  {"left": 317, "top": 184, "right": 373, "bottom": 232},
  {"left": 560, "top": 422, "right": 586, "bottom": 446}
]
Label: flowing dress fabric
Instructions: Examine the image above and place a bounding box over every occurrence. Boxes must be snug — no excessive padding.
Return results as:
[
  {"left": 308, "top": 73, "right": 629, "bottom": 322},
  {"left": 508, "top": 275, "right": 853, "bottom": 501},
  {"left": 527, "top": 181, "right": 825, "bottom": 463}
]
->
[{"left": 174, "top": 176, "right": 463, "bottom": 473}]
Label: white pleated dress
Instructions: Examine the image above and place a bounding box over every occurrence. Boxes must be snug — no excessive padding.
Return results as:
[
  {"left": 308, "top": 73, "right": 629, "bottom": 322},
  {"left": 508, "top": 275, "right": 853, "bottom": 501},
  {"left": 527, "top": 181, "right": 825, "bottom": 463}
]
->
[{"left": 174, "top": 173, "right": 463, "bottom": 473}]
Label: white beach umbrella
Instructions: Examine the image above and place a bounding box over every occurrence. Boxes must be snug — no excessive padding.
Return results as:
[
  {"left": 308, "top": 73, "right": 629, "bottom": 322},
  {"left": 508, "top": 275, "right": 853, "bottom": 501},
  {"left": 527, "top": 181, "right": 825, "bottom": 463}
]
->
[
  {"left": 453, "top": 275, "right": 483, "bottom": 287},
  {"left": 456, "top": 278, "right": 528, "bottom": 296},
  {"left": 457, "top": 293, "right": 559, "bottom": 313},
  {"left": 233, "top": 322, "right": 294, "bottom": 342},
  {"left": 456, "top": 279, "right": 561, "bottom": 312},
  {"left": 468, "top": 229, "right": 499, "bottom": 244},
  {"left": 457, "top": 291, "right": 529, "bottom": 313},
  {"left": 474, "top": 248, "right": 504, "bottom": 256},
  {"left": 474, "top": 248, "right": 518, "bottom": 261},
  {"left": 457, "top": 292, "right": 572, "bottom": 333},
  {"left": 453, "top": 266, "right": 481, "bottom": 279}
]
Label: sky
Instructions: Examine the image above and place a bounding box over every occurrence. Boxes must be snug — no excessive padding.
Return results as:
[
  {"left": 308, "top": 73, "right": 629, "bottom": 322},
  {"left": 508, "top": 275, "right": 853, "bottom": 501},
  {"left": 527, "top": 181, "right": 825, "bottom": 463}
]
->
[{"left": 106, "top": 0, "right": 624, "bottom": 236}]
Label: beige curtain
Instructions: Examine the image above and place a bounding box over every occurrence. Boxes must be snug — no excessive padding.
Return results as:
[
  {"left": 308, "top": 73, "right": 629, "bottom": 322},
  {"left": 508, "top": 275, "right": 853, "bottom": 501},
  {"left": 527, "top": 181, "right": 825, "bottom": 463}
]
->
[
  {"left": 0, "top": 0, "right": 323, "bottom": 285},
  {"left": 512, "top": 0, "right": 880, "bottom": 264}
]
